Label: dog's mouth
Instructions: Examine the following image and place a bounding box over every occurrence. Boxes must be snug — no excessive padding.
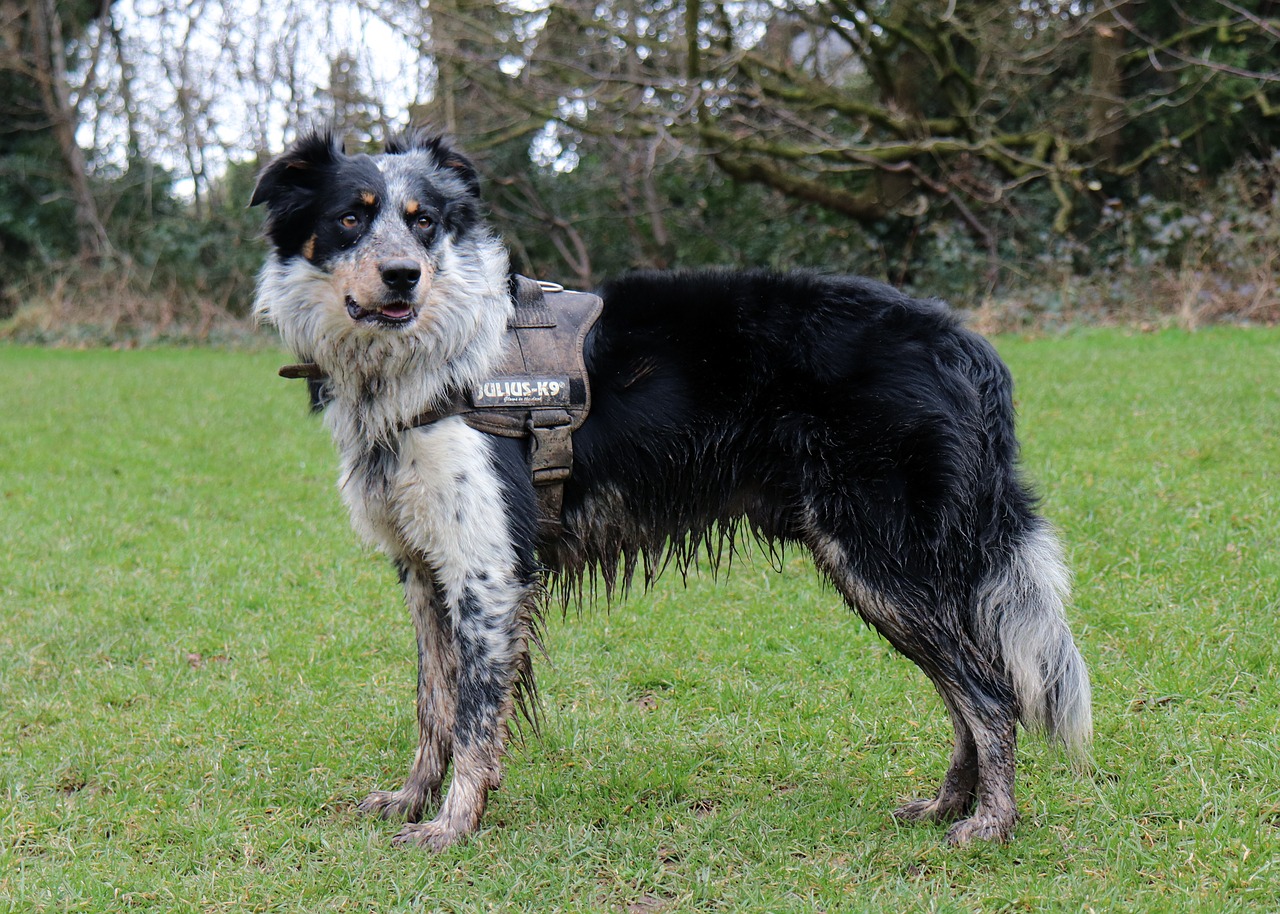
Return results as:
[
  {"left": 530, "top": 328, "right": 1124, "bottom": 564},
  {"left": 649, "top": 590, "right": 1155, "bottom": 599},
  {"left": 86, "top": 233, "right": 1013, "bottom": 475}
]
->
[{"left": 345, "top": 296, "right": 418, "bottom": 327}]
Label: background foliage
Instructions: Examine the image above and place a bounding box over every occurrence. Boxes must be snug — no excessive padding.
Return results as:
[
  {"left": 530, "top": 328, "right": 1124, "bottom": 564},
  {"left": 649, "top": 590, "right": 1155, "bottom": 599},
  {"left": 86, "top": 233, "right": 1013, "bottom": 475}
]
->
[{"left": 0, "top": 0, "right": 1278, "bottom": 337}]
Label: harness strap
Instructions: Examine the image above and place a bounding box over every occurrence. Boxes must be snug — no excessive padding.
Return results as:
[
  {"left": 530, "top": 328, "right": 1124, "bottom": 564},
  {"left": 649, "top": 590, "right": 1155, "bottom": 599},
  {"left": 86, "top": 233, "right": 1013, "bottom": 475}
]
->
[
  {"left": 279, "top": 362, "right": 327, "bottom": 380},
  {"left": 444, "top": 275, "right": 600, "bottom": 540},
  {"left": 526, "top": 410, "right": 574, "bottom": 538},
  {"left": 402, "top": 395, "right": 572, "bottom": 540}
]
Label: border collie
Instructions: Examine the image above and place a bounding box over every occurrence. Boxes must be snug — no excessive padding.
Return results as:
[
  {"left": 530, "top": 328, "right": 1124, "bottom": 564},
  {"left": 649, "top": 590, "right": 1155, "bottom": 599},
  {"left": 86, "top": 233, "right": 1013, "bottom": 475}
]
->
[{"left": 250, "top": 130, "right": 1091, "bottom": 851}]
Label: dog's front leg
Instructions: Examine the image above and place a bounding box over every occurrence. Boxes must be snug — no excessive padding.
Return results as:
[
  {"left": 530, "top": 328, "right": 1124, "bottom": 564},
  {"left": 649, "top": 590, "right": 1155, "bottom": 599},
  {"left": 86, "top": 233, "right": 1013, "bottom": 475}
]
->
[
  {"left": 390, "top": 570, "right": 533, "bottom": 851},
  {"left": 384, "top": 425, "right": 537, "bottom": 852},
  {"left": 359, "top": 563, "right": 456, "bottom": 822}
]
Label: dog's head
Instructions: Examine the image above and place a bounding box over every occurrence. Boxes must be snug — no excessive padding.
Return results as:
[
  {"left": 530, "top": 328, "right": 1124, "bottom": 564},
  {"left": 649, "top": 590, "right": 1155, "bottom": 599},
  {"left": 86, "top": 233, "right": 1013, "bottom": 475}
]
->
[
  {"left": 251, "top": 130, "right": 511, "bottom": 435},
  {"left": 251, "top": 129, "right": 487, "bottom": 327}
]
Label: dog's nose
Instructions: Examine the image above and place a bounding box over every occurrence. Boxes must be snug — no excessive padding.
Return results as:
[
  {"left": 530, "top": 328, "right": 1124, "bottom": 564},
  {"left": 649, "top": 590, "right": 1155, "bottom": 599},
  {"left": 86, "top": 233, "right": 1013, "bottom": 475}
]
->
[{"left": 379, "top": 259, "right": 421, "bottom": 293}]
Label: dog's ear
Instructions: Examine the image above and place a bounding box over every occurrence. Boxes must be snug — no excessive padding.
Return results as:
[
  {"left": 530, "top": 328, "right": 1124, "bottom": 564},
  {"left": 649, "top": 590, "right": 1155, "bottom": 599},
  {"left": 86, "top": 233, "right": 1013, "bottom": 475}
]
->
[
  {"left": 250, "top": 131, "right": 344, "bottom": 209},
  {"left": 385, "top": 128, "right": 481, "bottom": 199}
]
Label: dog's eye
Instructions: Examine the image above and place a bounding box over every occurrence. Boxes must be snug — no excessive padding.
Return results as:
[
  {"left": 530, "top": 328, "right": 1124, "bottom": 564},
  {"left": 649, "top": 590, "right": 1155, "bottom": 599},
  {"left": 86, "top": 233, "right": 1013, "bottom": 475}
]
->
[
  {"left": 338, "top": 213, "right": 359, "bottom": 230},
  {"left": 414, "top": 214, "right": 433, "bottom": 230}
]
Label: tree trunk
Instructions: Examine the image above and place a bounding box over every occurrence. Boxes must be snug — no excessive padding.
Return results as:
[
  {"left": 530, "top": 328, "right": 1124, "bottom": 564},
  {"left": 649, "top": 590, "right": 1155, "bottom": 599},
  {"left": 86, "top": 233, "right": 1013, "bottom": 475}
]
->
[
  {"left": 28, "top": 0, "right": 112, "bottom": 262},
  {"left": 1088, "top": 1, "right": 1131, "bottom": 168}
]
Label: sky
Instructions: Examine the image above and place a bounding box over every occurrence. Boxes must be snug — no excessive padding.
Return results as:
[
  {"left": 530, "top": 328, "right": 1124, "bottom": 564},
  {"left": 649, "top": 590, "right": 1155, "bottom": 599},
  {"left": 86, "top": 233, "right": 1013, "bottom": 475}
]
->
[{"left": 79, "top": 0, "right": 426, "bottom": 191}]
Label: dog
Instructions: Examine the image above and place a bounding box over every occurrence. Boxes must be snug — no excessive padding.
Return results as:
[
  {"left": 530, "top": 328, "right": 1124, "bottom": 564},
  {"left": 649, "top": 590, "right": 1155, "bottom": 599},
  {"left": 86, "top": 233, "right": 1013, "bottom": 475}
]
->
[{"left": 250, "top": 129, "right": 1092, "bottom": 851}]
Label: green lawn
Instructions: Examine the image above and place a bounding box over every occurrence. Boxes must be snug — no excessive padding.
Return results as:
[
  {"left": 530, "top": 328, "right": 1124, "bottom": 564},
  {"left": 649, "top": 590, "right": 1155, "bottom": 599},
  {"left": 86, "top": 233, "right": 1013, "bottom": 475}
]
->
[{"left": 2, "top": 329, "right": 1278, "bottom": 912}]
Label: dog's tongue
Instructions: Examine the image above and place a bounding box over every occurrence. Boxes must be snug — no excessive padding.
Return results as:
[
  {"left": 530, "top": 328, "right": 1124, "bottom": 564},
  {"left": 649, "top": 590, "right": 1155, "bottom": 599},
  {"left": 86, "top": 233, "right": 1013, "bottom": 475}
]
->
[{"left": 381, "top": 304, "right": 413, "bottom": 319}]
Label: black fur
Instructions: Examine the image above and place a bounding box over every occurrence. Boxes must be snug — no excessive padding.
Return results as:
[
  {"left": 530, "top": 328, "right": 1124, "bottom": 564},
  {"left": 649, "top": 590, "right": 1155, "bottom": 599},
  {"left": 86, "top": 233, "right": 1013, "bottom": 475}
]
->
[{"left": 556, "top": 271, "right": 1029, "bottom": 589}]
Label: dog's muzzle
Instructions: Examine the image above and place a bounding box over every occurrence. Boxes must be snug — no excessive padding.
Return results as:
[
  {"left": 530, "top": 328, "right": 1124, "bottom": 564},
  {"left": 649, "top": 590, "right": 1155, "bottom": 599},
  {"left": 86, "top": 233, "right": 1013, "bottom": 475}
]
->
[{"left": 345, "top": 258, "right": 425, "bottom": 326}]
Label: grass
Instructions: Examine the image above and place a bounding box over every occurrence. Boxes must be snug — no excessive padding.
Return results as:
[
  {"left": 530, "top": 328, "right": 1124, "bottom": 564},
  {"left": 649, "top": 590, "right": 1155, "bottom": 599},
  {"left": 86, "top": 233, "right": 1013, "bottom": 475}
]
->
[{"left": 1, "top": 328, "right": 1279, "bottom": 912}]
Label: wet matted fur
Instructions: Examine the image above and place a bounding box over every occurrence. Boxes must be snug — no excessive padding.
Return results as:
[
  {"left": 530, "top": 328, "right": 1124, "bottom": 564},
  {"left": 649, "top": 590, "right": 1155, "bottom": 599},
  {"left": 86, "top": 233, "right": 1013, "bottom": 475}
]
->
[{"left": 250, "top": 130, "right": 1092, "bottom": 850}]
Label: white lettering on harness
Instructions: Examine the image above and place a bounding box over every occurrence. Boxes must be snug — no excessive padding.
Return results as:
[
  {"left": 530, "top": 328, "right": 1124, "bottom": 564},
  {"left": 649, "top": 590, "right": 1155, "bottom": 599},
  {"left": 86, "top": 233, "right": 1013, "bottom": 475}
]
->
[{"left": 471, "top": 377, "right": 570, "bottom": 407}]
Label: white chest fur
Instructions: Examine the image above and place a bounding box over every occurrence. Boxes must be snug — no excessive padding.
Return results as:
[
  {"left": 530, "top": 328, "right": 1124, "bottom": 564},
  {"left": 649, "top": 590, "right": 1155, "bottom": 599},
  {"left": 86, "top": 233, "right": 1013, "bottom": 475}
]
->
[{"left": 337, "top": 418, "right": 520, "bottom": 607}]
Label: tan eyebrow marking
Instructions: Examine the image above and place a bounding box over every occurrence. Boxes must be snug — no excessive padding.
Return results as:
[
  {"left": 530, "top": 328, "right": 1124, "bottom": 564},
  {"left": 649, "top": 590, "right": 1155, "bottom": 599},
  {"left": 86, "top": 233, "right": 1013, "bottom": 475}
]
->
[
  {"left": 360, "top": 191, "right": 376, "bottom": 206},
  {"left": 405, "top": 199, "right": 420, "bottom": 215}
]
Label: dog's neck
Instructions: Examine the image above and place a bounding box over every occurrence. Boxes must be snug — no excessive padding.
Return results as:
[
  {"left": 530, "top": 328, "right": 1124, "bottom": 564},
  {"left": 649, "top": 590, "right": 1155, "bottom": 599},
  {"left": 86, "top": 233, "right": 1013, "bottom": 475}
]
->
[
  {"left": 256, "top": 244, "right": 513, "bottom": 451},
  {"left": 319, "top": 306, "right": 509, "bottom": 452}
]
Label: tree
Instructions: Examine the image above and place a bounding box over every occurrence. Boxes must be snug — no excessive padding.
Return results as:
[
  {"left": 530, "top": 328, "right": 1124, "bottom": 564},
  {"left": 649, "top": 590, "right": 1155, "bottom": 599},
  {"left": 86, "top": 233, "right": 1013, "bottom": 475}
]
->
[
  {"left": 0, "top": 0, "right": 114, "bottom": 267},
  {"left": 410, "top": 0, "right": 1279, "bottom": 286}
]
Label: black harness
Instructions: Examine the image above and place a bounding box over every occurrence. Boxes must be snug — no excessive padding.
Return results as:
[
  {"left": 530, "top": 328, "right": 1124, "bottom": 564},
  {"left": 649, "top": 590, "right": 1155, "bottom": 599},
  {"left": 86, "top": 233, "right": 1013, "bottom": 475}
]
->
[{"left": 279, "top": 276, "right": 604, "bottom": 539}]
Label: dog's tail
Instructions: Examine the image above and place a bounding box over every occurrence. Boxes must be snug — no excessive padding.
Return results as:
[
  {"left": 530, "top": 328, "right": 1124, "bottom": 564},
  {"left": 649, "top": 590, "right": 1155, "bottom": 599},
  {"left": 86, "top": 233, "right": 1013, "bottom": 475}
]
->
[{"left": 977, "top": 520, "right": 1093, "bottom": 761}]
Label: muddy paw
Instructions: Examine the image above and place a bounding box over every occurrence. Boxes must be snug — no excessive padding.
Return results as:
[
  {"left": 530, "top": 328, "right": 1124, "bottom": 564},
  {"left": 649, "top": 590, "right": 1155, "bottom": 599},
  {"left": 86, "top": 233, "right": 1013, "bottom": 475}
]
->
[
  {"left": 945, "top": 812, "right": 1017, "bottom": 845},
  {"left": 392, "top": 819, "right": 469, "bottom": 852},
  {"left": 357, "top": 788, "right": 431, "bottom": 823},
  {"left": 893, "top": 790, "right": 975, "bottom": 824},
  {"left": 892, "top": 797, "right": 959, "bottom": 824}
]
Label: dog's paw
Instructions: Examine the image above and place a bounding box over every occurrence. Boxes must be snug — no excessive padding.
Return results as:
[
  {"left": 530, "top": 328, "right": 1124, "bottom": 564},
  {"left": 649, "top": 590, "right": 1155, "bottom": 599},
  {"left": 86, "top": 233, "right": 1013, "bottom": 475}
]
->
[
  {"left": 944, "top": 811, "right": 1017, "bottom": 845},
  {"left": 893, "top": 797, "right": 968, "bottom": 824},
  {"left": 358, "top": 788, "right": 430, "bottom": 823},
  {"left": 391, "top": 819, "right": 470, "bottom": 852}
]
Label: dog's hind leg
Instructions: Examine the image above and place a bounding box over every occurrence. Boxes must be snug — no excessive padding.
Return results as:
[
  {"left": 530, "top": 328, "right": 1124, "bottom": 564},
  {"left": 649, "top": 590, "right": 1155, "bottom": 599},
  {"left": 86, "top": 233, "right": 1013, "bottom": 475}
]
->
[
  {"left": 807, "top": 528, "right": 1023, "bottom": 843},
  {"left": 896, "top": 657, "right": 1024, "bottom": 843},
  {"left": 940, "top": 521, "right": 1091, "bottom": 845},
  {"left": 359, "top": 562, "right": 456, "bottom": 823},
  {"left": 871, "top": 620, "right": 1022, "bottom": 843},
  {"left": 941, "top": 699, "right": 1020, "bottom": 844}
]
